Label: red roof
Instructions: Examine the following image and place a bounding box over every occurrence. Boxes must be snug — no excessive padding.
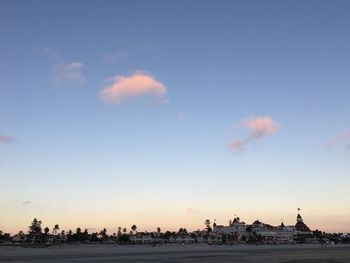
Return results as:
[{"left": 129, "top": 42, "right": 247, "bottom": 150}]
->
[{"left": 295, "top": 221, "right": 311, "bottom": 232}]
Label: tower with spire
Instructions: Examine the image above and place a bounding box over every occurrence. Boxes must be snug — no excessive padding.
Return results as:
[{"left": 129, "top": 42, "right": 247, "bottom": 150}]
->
[{"left": 297, "top": 213, "right": 303, "bottom": 222}]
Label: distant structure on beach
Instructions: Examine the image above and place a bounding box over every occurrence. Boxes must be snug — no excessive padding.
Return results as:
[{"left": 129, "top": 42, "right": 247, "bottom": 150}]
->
[
  {"left": 213, "top": 212, "right": 312, "bottom": 244},
  {"left": 4, "top": 210, "right": 349, "bottom": 246}
]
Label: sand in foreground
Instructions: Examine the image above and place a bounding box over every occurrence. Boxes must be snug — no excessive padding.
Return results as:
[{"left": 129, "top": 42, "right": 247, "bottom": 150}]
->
[{"left": 1, "top": 244, "right": 350, "bottom": 262}]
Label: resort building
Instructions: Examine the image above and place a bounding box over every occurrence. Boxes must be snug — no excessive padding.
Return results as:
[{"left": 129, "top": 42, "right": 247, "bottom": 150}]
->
[
  {"left": 212, "top": 212, "right": 312, "bottom": 244},
  {"left": 213, "top": 217, "right": 247, "bottom": 240}
]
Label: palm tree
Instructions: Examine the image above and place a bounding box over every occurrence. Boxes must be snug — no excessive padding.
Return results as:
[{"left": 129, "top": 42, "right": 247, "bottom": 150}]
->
[
  {"left": 53, "top": 224, "right": 59, "bottom": 235},
  {"left": 82, "top": 229, "right": 89, "bottom": 241},
  {"left": 75, "top": 228, "right": 82, "bottom": 242},
  {"left": 131, "top": 225, "right": 137, "bottom": 234},
  {"left": 44, "top": 227, "right": 50, "bottom": 243},
  {"left": 204, "top": 219, "right": 212, "bottom": 232},
  {"left": 157, "top": 227, "right": 161, "bottom": 235},
  {"left": 99, "top": 228, "right": 108, "bottom": 241}
]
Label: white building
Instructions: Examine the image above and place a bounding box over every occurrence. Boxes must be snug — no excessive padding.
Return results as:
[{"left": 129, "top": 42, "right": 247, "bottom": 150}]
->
[
  {"left": 213, "top": 217, "right": 247, "bottom": 240},
  {"left": 129, "top": 234, "right": 153, "bottom": 244},
  {"left": 213, "top": 216, "right": 298, "bottom": 244}
]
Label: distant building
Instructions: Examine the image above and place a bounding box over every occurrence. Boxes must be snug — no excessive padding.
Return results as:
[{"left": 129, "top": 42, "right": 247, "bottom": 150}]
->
[
  {"left": 213, "top": 219, "right": 247, "bottom": 240},
  {"left": 212, "top": 212, "right": 314, "bottom": 244},
  {"left": 129, "top": 233, "right": 153, "bottom": 244}
]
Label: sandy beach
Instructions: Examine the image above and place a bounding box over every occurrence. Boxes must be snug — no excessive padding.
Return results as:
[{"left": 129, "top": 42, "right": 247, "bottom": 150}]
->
[{"left": 1, "top": 244, "right": 350, "bottom": 262}]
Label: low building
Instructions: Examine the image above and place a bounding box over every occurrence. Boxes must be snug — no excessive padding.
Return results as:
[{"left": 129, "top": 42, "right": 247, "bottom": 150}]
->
[{"left": 129, "top": 233, "right": 153, "bottom": 244}]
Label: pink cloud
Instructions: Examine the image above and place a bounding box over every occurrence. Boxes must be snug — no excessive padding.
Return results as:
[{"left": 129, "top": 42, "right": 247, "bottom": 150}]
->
[
  {"left": 227, "top": 140, "right": 245, "bottom": 151},
  {"left": 101, "top": 72, "right": 167, "bottom": 103},
  {"left": 325, "top": 130, "right": 350, "bottom": 149},
  {"left": 0, "top": 134, "right": 14, "bottom": 143},
  {"left": 228, "top": 116, "right": 279, "bottom": 151},
  {"left": 242, "top": 116, "right": 278, "bottom": 139}
]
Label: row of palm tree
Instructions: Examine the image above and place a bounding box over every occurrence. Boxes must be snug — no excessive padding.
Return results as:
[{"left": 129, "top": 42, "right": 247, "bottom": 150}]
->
[{"left": 26, "top": 219, "right": 164, "bottom": 240}]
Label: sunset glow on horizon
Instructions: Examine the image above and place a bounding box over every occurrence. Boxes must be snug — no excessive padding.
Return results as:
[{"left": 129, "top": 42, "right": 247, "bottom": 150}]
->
[{"left": 1, "top": 0, "right": 350, "bottom": 235}]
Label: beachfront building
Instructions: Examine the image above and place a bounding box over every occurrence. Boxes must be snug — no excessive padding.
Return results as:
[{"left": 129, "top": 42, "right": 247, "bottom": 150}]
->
[
  {"left": 253, "top": 222, "right": 296, "bottom": 244},
  {"left": 129, "top": 233, "right": 153, "bottom": 244},
  {"left": 213, "top": 217, "right": 248, "bottom": 241},
  {"left": 212, "top": 213, "right": 313, "bottom": 244}
]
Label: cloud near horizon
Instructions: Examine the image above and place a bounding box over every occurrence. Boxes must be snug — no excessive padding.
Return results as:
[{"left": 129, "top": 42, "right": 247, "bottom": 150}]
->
[
  {"left": 0, "top": 134, "right": 15, "bottom": 143},
  {"left": 228, "top": 116, "right": 279, "bottom": 151},
  {"left": 100, "top": 72, "right": 167, "bottom": 103},
  {"left": 325, "top": 130, "right": 350, "bottom": 149}
]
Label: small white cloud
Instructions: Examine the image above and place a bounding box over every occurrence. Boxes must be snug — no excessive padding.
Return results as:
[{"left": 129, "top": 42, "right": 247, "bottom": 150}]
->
[
  {"left": 228, "top": 116, "right": 279, "bottom": 151},
  {"left": 100, "top": 71, "right": 167, "bottom": 104}
]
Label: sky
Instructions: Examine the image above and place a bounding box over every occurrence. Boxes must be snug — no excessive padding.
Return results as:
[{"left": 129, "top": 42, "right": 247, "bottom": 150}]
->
[{"left": 0, "top": 0, "right": 350, "bottom": 234}]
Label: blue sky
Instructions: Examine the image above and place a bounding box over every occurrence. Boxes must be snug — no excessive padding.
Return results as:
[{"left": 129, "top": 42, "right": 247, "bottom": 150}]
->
[{"left": 0, "top": 0, "right": 350, "bottom": 233}]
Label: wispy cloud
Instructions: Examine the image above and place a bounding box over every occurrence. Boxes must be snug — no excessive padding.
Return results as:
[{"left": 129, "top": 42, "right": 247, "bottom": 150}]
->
[
  {"left": 228, "top": 116, "right": 279, "bottom": 151},
  {"left": 45, "top": 48, "right": 86, "bottom": 86},
  {"left": 44, "top": 47, "right": 61, "bottom": 60},
  {"left": 53, "top": 61, "right": 86, "bottom": 85},
  {"left": 100, "top": 71, "right": 167, "bottom": 104},
  {"left": 103, "top": 51, "right": 128, "bottom": 63},
  {"left": 174, "top": 111, "right": 187, "bottom": 121},
  {"left": 325, "top": 130, "right": 350, "bottom": 150},
  {"left": 15, "top": 200, "right": 33, "bottom": 205},
  {"left": 0, "top": 134, "right": 14, "bottom": 143}
]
